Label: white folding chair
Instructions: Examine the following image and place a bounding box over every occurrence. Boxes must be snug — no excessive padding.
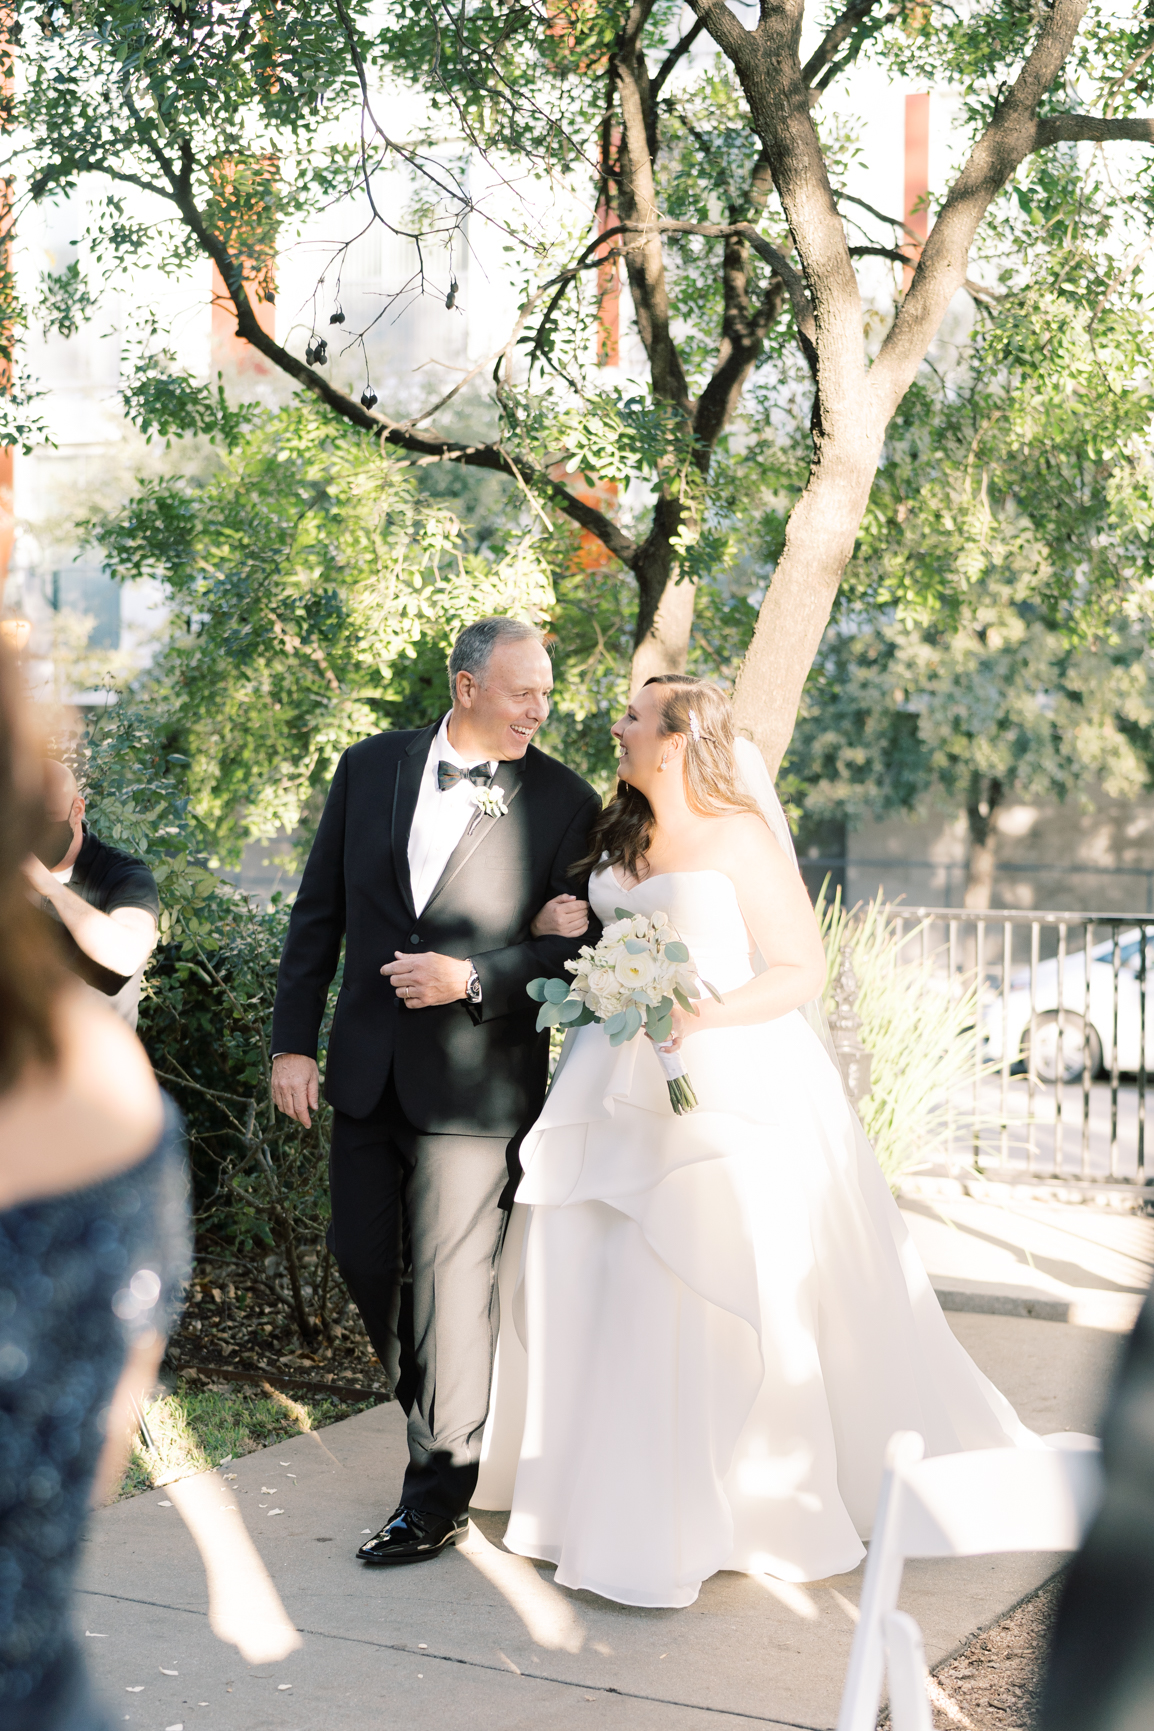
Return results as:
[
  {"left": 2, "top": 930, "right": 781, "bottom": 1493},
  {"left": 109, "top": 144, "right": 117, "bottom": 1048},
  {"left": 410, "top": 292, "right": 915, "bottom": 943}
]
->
[{"left": 836, "top": 1430, "right": 1103, "bottom": 1731}]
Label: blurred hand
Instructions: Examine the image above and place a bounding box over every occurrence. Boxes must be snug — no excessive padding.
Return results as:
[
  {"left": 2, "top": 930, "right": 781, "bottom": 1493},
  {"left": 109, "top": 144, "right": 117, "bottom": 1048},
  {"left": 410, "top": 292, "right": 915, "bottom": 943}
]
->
[
  {"left": 380, "top": 950, "right": 471, "bottom": 1009},
  {"left": 530, "top": 894, "right": 590, "bottom": 940},
  {"left": 21, "top": 854, "right": 57, "bottom": 895},
  {"left": 272, "top": 1054, "right": 319, "bottom": 1128}
]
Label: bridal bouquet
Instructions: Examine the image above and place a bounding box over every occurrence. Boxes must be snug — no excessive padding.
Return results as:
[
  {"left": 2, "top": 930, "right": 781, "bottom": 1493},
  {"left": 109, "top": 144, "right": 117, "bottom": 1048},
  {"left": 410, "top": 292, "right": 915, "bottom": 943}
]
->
[{"left": 527, "top": 908, "right": 719, "bottom": 1114}]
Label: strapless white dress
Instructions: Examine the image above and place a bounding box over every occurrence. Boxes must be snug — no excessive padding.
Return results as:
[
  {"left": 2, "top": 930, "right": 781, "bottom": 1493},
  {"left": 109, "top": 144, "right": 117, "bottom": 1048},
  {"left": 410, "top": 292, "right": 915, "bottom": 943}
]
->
[{"left": 473, "top": 866, "right": 1036, "bottom": 1607}]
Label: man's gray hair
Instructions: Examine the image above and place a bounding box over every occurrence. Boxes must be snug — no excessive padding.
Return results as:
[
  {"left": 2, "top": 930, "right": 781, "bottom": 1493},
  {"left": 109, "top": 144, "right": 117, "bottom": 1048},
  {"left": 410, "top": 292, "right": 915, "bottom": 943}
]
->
[{"left": 448, "top": 616, "right": 545, "bottom": 699}]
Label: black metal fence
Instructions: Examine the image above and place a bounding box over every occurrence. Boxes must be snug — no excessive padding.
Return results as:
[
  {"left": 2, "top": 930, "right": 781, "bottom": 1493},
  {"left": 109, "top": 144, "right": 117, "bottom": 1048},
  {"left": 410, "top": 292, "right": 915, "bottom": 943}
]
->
[{"left": 885, "top": 907, "right": 1152, "bottom": 1187}]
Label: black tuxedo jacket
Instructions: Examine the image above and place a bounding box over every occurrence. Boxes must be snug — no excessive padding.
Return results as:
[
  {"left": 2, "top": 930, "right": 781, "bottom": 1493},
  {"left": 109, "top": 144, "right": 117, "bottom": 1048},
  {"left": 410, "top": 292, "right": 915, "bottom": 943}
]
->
[{"left": 271, "top": 722, "right": 602, "bottom": 1135}]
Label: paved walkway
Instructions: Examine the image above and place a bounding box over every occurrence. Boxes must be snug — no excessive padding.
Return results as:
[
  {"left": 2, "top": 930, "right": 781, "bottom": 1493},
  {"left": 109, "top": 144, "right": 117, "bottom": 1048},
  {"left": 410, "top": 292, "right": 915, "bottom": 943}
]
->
[
  {"left": 77, "top": 1304, "right": 1124, "bottom": 1731},
  {"left": 899, "top": 1186, "right": 1154, "bottom": 1329}
]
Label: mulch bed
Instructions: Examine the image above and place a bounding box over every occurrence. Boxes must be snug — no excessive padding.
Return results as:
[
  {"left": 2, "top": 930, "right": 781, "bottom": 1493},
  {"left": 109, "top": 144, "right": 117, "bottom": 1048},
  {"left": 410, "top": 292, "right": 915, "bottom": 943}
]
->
[
  {"left": 167, "top": 1265, "right": 394, "bottom": 1401},
  {"left": 881, "top": 1574, "right": 1064, "bottom": 1730}
]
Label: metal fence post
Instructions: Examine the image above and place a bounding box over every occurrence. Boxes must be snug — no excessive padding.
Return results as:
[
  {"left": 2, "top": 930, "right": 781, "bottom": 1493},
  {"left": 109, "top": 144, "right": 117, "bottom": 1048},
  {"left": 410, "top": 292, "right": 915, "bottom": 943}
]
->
[{"left": 830, "top": 939, "right": 873, "bottom": 1109}]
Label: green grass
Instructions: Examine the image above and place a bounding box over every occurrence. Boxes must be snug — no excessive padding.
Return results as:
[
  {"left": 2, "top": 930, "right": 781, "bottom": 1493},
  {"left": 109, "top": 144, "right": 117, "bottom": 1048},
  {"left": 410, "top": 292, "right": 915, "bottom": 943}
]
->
[{"left": 117, "top": 1379, "right": 377, "bottom": 1500}]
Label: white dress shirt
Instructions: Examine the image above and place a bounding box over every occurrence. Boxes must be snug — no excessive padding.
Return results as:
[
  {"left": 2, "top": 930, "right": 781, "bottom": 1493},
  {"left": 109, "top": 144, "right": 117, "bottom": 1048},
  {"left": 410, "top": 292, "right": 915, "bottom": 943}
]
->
[{"left": 408, "top": 715, "right": 496, "bottom": 917}]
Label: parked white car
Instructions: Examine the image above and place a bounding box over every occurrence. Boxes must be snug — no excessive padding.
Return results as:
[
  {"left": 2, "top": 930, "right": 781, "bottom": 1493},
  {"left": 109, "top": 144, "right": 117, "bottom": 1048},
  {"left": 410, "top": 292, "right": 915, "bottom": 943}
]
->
[{"left": 983, "top": 929, "right": 1152, "bottom": 1082}]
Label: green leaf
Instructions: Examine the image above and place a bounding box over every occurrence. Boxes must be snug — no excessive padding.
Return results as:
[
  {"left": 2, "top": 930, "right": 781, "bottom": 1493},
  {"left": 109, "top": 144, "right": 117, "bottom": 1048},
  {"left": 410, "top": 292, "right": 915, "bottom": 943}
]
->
[
  {"left": 558, "top": 996, "right": 585, "bottom": 1022},
  {"left": 604, "top": 1010, "right": 627, "bottom": 1036},
  {"left": 614, "top": 907, "right": 634, "bottom": 921},
  {"left": 664, "top": 941, "right": 689, "bottom": 963},
  {"left": 673, "top": 986, "right": 697, "bottom": 1012},
  {"left": 526, "top": 977, "right": 548, "bottom": 1002},
  {"left": 623, "top": 1005, "right": 642, "bottom": 1039},
  {"left": 543, "top": 977, "right": 571, "bottom": 1003},
  {"left": 623, "top": 938, "right": 649, "bottom": 954}
]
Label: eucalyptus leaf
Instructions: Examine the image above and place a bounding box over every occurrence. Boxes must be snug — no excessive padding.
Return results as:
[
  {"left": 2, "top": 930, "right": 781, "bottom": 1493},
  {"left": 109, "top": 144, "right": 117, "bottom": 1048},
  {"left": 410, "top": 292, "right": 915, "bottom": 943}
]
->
[
  {"left": 623, "top": 938, "right": 649, "bottom": 954},
  {"left": 604, "top": 1010, "right": 627, "bottom": 1035},
  {"left": 558, "top": 996, "right": 586, "bottom": 1023},
  {"left": 664, "top": 940, "right": 689, "bottom": 963},
  {"left": 526, "top": 977, "right": 548, "bottom": 1002},
  {"left": 543, "top": 977, "right": 571, "bottom": 1003},
  {"left": 623, "top": 1005, "right": 642, "bottom": 1039}
]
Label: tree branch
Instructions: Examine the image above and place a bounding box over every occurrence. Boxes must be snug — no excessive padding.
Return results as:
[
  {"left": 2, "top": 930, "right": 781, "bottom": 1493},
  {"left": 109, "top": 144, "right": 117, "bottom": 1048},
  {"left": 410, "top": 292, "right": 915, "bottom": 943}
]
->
[
  {"left": 650, "top": 15, "right": 709, "bottom": 97},
  {"left": 1034, "top": 111, "right": 1154, "bottom": 148},
  {"left": 614, "top": 5, "right": 691, "bottom": 411},
  {"left": 872, "top": 0, "right": 1097, "bottom": 411},
  {"left": 683, "top": 0, "right": 756, "bottom": 71},
  {"left": 160, "top": 164, "right": 637, "bottom": 565},
  {"left": 834, "top": 187, "right": 921, "bottom": 242},
  {"left": 800, "top": 0, "right": 884, "bottom": 89}
]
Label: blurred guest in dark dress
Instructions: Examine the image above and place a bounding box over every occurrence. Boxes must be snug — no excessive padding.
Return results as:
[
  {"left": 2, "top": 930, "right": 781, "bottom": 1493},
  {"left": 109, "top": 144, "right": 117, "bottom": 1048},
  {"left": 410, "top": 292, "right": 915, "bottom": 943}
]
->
[{"left": 0, "top": 645, "right": 189, "bottom": 1731}]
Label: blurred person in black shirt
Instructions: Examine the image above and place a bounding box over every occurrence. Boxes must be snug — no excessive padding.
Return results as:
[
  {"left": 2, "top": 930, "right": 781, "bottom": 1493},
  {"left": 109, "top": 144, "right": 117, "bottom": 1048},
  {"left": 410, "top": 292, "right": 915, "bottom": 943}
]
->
[
  {"left": 22, "top": 759, "right": 160, "bottom": 1028},
  {"left": 1039, "top": 1280, "right": 1154, "bottom": 1731}
]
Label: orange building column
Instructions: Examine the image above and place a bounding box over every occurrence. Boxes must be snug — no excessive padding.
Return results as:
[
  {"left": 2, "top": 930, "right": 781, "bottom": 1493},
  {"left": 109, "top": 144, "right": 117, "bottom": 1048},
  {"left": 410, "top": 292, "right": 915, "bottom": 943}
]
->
[{"left": 903, "top": 92, "right": 930, "bottom": 291}]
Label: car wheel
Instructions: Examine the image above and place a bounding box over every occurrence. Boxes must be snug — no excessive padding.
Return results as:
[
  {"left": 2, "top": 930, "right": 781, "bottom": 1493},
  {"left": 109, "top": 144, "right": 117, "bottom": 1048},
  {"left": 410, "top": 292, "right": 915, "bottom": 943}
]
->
[{"left": 1022, "top": 1012, "right": 1104, "bottom": 1083}]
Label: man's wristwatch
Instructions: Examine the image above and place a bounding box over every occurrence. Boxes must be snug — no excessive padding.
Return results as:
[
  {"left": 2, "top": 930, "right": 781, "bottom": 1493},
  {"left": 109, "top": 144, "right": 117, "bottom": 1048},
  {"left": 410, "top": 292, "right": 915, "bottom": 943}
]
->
[{"left": 464, "top": 961, "right": 482, "bottom": 1005}]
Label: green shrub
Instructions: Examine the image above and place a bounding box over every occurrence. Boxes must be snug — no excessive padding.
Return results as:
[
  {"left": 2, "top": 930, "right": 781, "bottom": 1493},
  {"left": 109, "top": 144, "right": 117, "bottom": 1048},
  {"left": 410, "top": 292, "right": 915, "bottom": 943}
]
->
[
  {"left": 75, "top": 702, "right": 346, "bottom": 1348},
  {"left": 819, "top": 889, "right": 988, "bottom": 1187}
]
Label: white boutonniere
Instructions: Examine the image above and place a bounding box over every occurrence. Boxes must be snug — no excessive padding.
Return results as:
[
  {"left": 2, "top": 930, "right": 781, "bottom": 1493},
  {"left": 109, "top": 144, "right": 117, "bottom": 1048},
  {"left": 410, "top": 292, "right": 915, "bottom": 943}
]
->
[{"left": 467, "top": 783, "right": 509, "bottom": 834}]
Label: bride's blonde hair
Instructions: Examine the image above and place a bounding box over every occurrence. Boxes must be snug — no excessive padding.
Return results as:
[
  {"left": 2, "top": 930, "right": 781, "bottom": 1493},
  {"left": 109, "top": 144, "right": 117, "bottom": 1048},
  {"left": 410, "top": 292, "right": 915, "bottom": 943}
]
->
[{"left": 574, "top": 675, "right": 762, "bottom": 882}]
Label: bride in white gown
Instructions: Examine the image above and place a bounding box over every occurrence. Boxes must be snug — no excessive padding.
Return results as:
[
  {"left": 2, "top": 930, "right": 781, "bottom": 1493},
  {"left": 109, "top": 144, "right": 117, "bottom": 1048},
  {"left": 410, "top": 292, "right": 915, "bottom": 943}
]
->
[{"left": 474, "top": 674, "right": 1036, "bottom": 1609}]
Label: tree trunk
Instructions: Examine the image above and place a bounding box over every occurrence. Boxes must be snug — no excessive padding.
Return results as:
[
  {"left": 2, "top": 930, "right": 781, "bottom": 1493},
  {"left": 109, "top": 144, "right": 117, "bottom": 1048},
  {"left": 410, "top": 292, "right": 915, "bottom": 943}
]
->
[
  {"left": 964, "top": 778, "right": 1004, "bottom": 909},
  {"left": 731, "top": 433, "right": 883, "bottom": 774},
  {"left": 631, "top": 575, "right": 696, "bottom": 690},
  {"left": 628, "top": 494, "right": 693, "bottom": 689}
]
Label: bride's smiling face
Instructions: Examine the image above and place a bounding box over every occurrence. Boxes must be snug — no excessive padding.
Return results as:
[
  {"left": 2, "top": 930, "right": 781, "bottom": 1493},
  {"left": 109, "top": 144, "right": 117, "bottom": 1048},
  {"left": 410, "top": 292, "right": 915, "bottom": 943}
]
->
[{"left": 611, "top": 686, "right": 680, "bottom": 790}]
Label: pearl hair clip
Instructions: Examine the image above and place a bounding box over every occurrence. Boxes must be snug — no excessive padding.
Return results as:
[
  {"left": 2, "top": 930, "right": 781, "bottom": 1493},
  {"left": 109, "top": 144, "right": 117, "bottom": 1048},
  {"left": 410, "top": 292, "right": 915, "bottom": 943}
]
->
[{"left": 687, "top": 708, "right": 702, "bottom": 743}]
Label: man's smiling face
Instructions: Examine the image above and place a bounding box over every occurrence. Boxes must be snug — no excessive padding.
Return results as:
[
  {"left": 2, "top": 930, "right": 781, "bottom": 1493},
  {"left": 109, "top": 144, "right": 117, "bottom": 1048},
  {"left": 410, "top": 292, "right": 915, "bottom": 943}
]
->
[{"left": 450, "top": 638, "right": 554, "bottom": 761}]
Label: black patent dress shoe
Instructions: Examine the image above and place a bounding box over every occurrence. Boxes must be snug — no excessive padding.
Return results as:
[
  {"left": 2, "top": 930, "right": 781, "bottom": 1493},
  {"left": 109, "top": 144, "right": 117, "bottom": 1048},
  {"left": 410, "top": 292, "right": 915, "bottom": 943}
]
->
[{"left": 357, "top": 1506, "right": 469, "bottom": 1564}]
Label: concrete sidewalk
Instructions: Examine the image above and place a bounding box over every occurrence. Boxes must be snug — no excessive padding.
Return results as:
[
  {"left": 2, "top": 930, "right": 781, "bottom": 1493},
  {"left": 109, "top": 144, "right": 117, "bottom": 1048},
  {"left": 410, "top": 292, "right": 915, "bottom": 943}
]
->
[
  {"left": 77, "top": 1311, "right": 1122, "bottom": 1731},
  {"left": 899, "top": 1185, "right": 1154, "bottom": 1330}
]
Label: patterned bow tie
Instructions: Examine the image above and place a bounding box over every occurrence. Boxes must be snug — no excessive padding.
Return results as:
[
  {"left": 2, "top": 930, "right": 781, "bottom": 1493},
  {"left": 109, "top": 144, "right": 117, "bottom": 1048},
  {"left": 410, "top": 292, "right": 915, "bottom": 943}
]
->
[{"left": 437, "top": 760, "right": 494, "bottom": 792}]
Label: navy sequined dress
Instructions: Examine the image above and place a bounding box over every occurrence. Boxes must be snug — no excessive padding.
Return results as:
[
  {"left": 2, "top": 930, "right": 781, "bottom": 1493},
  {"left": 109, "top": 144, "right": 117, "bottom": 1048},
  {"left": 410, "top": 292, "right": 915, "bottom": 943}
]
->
[{"left": 0, "top": 1099, "right": 189, "bottom": 1730}]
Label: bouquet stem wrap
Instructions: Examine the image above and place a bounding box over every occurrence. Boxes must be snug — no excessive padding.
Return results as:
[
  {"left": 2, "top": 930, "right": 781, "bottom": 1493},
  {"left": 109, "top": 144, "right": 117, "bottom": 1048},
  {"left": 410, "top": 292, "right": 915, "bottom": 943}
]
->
[{"left": 653, "top": 1042, "right": 699, "bottom": 1116}]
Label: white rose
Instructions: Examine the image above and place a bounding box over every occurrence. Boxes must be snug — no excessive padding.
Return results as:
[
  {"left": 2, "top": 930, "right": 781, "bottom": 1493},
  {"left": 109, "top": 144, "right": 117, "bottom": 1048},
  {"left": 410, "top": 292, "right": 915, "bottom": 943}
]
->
[
  {"left": 632, "top": 915, "right": 650, "bottom": 938},
  {"left": 614, "top": 950, "right": 657, "bottom": 991},
  {"left": 601, "top": 919, "right": 632, "bottom": 944}
]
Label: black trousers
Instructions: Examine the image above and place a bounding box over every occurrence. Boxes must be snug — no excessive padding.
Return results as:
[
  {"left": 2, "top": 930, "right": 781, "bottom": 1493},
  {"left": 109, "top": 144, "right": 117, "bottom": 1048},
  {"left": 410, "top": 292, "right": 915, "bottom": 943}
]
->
[{"left": 328, "top": 1072, "right": 510, "bottom": 1519}]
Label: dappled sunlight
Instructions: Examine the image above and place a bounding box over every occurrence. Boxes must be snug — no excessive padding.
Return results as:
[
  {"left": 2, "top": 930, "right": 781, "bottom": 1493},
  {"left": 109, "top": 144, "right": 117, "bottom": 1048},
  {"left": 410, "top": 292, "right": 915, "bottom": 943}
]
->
[
  {"left": 735, "top": 1439, "right": 818, "bottom": 1506},
  {"left": 166, "top": 1472, "right": 302, "bottom": 1665},
  {"left": 458, "top": 1522, "right": 585, "bottom": 1653},
  {"left": 749, "top": 1569, "right": 820, "bottom": 1621}
]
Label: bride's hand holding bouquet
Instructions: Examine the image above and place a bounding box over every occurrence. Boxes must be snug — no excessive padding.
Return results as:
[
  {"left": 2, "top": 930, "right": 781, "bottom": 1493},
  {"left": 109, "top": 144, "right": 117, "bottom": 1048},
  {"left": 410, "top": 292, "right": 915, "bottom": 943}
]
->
[{"left": 527, "top": 908, "right": 720, "bottom": 1115}]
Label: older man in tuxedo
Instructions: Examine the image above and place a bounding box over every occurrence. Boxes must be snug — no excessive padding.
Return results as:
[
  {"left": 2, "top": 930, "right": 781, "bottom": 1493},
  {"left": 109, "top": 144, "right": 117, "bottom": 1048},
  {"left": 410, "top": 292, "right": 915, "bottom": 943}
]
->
[{"left": 271, "top": 617, "right": 599, "bottom": 1565}]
